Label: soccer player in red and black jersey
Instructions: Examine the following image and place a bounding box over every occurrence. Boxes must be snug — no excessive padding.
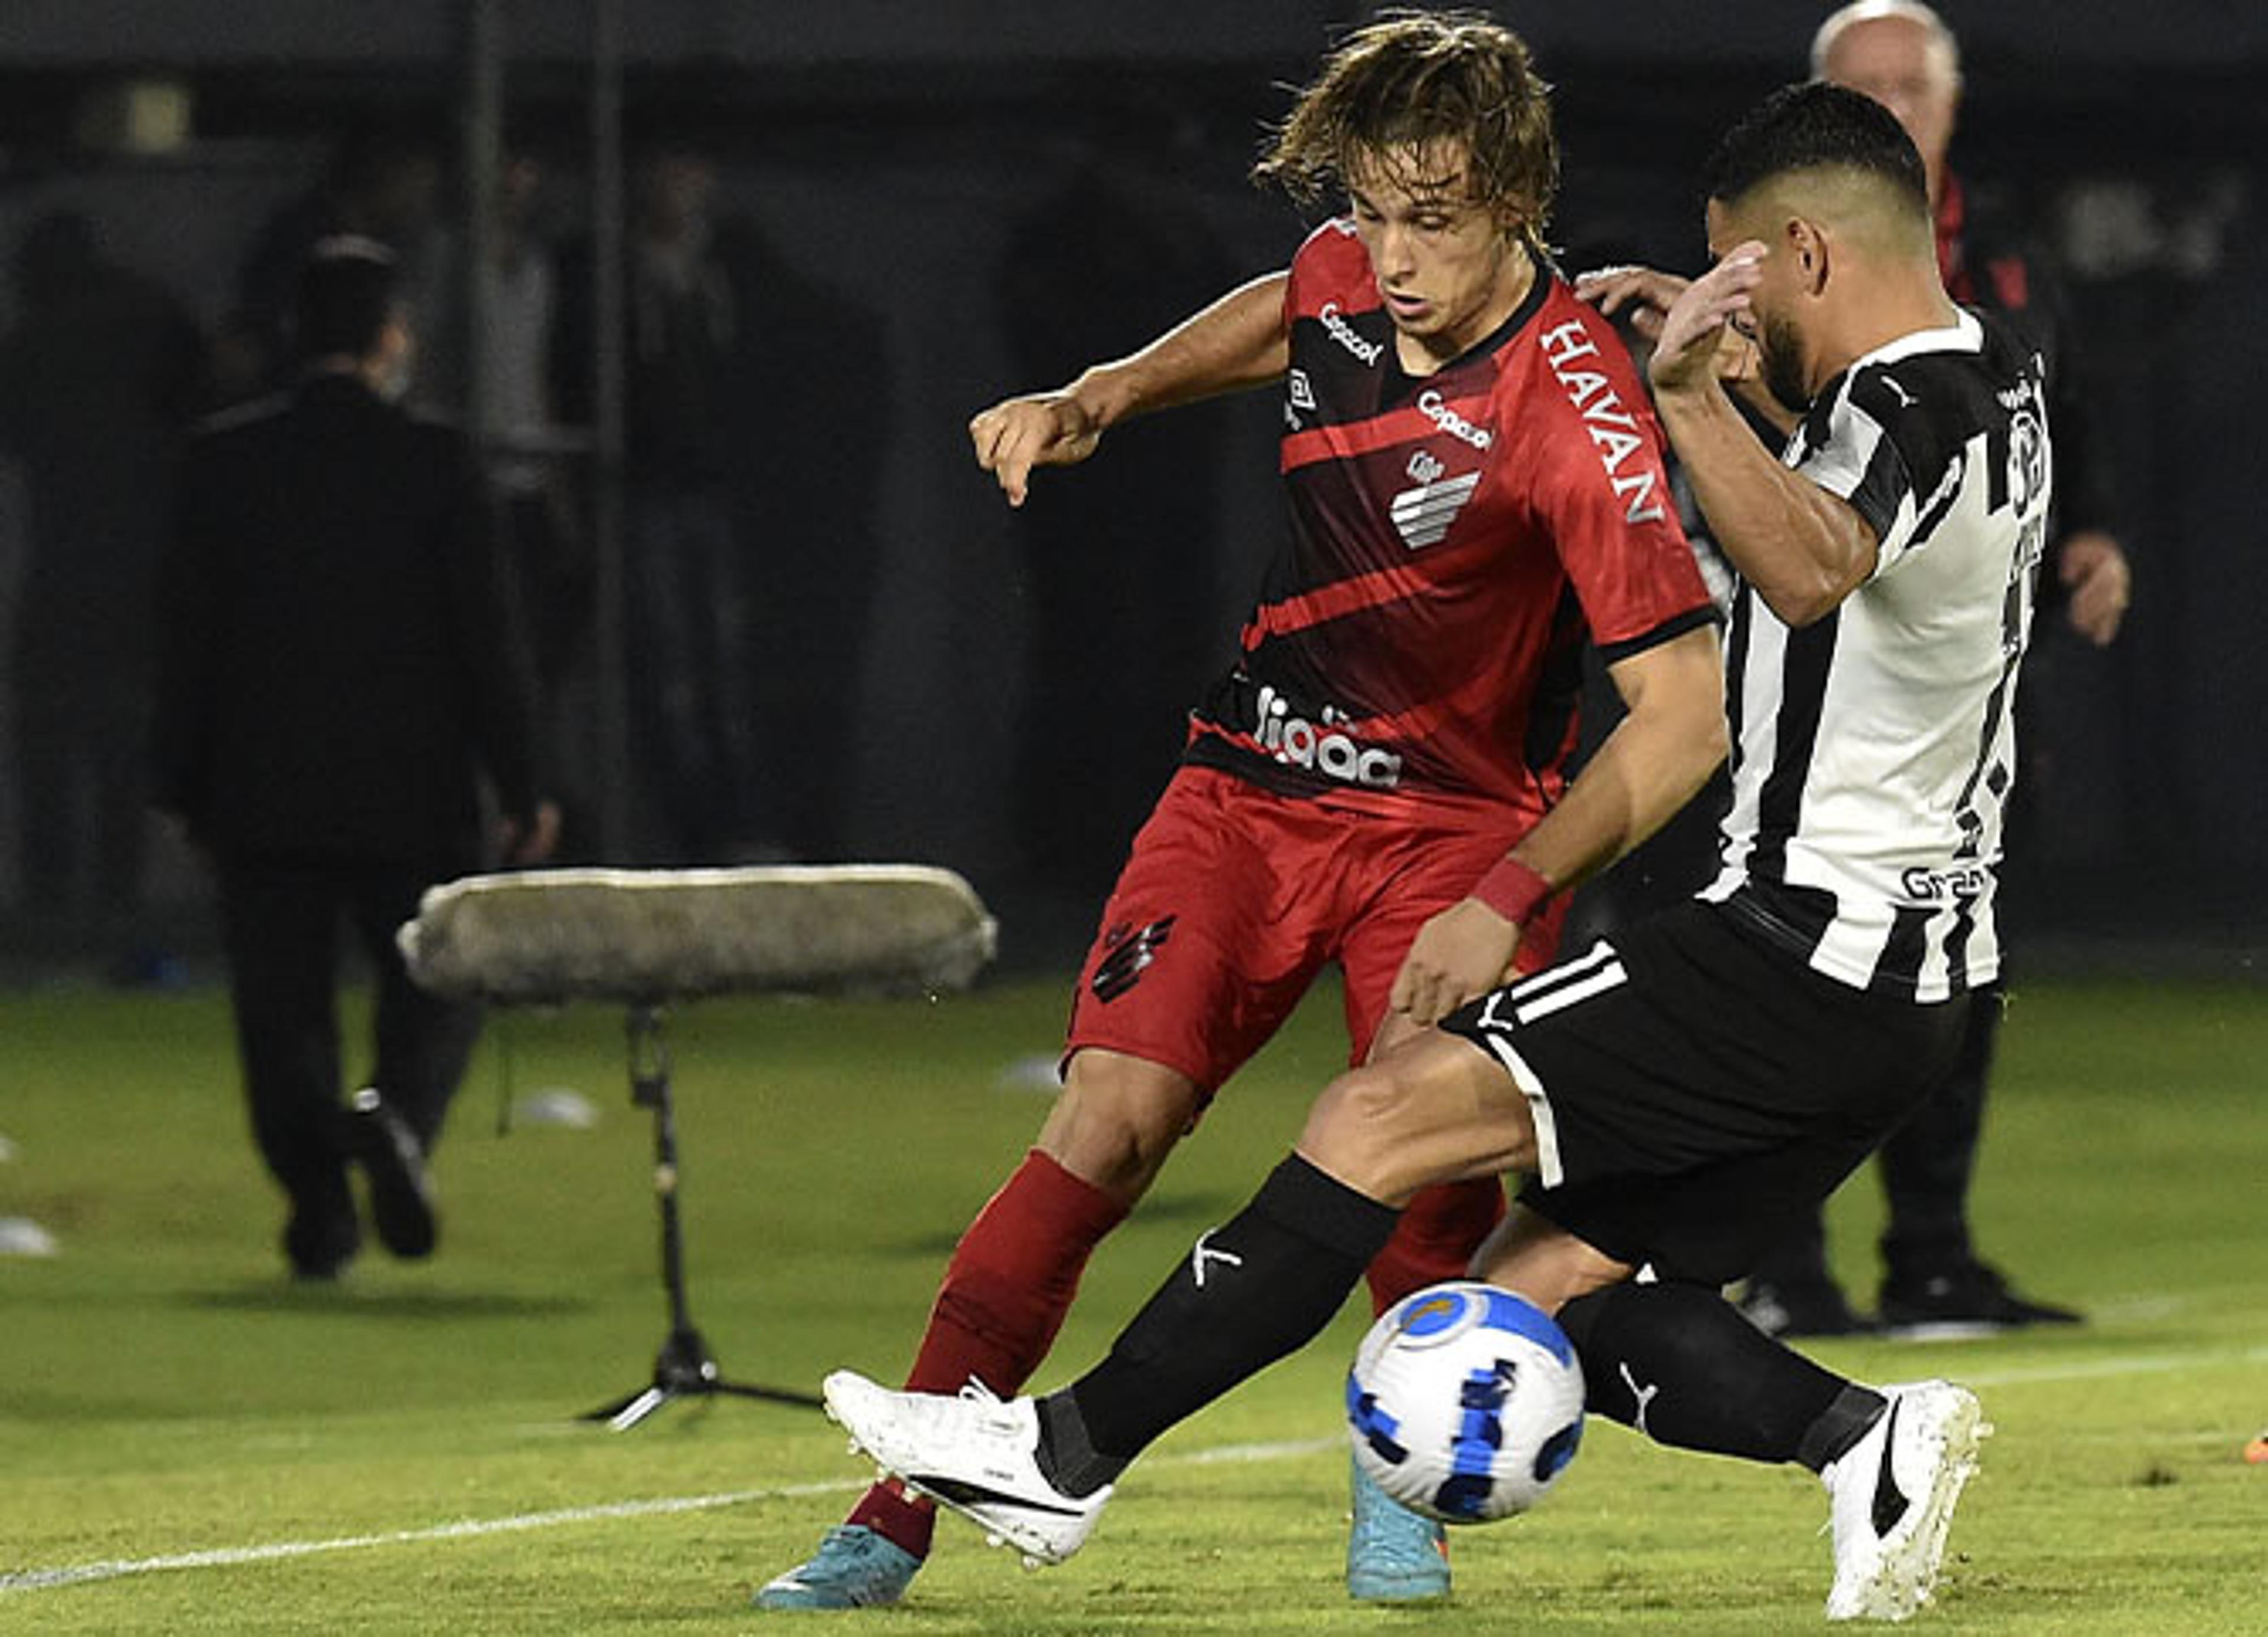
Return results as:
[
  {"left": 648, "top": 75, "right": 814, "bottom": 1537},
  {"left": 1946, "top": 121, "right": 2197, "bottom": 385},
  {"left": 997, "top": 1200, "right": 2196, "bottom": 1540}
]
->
[{"left": 758, "top": 14, "right": 1724, "bottom": 1611}]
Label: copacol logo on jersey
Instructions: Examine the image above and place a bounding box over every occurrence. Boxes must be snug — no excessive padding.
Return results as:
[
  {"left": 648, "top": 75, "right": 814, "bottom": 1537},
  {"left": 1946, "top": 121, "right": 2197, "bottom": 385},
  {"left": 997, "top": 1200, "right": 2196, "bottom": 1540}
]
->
[
  {"left": 1416, "top": 389, "right": 1493, "bottom": 450},
  {"left": 1092, "top": 917, "right": 1175, "bottom": 1003},
  {"left": 1319, "top": 302, "right": 1384, "bottom": 366},
  {"left": 1252, "top": 684, "right": 1403, "bottom": 790}
]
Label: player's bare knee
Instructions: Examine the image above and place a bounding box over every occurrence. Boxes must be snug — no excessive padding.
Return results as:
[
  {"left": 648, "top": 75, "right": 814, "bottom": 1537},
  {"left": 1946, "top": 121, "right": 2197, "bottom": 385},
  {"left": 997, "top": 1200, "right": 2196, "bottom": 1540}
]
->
[
  {"left": 1039, "top": 1050, "right": 1202, "bottom": 1198},
  {"left": 1301, "top": 1059, "right": 1426, "bottom": 1196}
]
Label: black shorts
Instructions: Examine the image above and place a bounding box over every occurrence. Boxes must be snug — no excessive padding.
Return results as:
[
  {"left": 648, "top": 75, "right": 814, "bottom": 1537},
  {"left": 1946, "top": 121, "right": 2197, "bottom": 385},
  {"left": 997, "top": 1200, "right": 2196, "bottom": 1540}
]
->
[{"left": 1437, "top": 898, "right": 1969, "bottom": 1285}]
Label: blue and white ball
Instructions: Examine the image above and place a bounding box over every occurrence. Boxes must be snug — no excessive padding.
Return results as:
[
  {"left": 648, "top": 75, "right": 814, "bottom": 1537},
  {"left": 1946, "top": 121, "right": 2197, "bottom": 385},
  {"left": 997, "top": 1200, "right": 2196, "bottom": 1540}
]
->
[{"left": 1347, "top": 1280, "right": 1586, "bottom": 1524}]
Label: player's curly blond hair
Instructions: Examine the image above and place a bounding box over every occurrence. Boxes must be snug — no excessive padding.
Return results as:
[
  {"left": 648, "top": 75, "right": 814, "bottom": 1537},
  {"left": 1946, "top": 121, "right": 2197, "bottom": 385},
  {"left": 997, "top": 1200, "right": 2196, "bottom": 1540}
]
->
[{"left": 1254, "top": 8, "right": 1557, "bottom": 257}]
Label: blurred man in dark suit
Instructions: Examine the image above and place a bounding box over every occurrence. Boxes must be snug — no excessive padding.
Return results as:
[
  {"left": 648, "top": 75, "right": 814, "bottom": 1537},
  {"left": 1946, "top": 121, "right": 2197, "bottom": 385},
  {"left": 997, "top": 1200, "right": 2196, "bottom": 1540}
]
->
[
  {"left": 0, "top": 211, "right": 206, "bottom": 941},
  {"left": 155, "top": 237, "right": 559, "bottom": 1281}
]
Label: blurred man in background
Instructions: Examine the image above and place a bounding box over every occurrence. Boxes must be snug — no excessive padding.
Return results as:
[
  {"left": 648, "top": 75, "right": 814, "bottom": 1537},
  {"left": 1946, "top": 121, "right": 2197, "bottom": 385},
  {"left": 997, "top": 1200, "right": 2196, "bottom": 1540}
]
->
[
  {"left": 1738, "top": 0, "right": 2133, "bottom": 1340},
  {"left": 417, "top": 138, "right": 590, "bottom": 850},
  {"left": 154, "top": 237, "right": 558, "bottom": 1282},
  {"left": 220, "top": 123, "right": 443, "bottom": 403},
  {"left": 0, "top": 211, "right": 205, "bottom": 949},
  {"left": 553, "top": 136, "right": 771, "bottom": 862}
]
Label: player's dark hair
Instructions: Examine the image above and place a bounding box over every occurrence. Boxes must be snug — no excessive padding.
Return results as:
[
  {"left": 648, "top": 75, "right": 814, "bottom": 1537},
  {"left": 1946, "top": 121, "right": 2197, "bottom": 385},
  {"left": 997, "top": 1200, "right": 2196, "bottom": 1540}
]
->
[
  {"left": 1255, "top": 8, "right": 1557, "bottom": 255},
  {"left": 294, "top": 234, "right": 400, "bottom": 362},
  {"left": 1700, "top": 81, "right": 1928, "bottom": 217}
]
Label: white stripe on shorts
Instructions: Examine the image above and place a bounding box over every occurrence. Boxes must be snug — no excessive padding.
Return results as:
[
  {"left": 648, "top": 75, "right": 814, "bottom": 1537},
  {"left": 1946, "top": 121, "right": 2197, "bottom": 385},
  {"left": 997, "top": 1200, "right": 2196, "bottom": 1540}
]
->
[
  {"left": 1465, "top": 940, "right": 1632, "bottom": 1188},
  {"left": 1502, "top": 939, "right": 1629, "bottom": 1026},
  {"left": 1514, "top": 958, "right": 1627, "bottom": 1024},
  {"left": 1478, "top": 1033, "right": 1563, "bottom": 1188}
]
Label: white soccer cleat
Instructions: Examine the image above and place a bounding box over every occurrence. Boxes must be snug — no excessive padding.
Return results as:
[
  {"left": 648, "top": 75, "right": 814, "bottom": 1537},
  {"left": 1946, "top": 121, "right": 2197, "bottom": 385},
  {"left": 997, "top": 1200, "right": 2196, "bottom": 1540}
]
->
[
  {"left": 1821, "top": 1378, "right": 1990, "bottom": 1622},
  {"left": 821, "top": 1370, "right": 1111, "bottom": 1566}
]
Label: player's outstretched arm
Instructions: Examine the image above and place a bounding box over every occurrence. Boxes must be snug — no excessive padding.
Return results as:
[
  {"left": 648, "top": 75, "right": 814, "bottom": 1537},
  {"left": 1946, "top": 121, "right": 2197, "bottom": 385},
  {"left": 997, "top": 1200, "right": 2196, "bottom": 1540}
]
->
[
  {"left": 1386, "top": 623, "right": 1726, "bottom": 1028},
  {"left": 969, "top": 270, "right": 1290, "bottom": 507}
]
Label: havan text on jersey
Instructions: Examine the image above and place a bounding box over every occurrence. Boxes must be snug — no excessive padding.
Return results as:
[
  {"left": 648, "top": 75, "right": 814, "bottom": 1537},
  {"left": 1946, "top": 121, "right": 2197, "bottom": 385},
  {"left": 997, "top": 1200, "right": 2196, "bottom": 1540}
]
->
[{"left": 1539, "top": 319, "right": 1668, "bottom": 525}]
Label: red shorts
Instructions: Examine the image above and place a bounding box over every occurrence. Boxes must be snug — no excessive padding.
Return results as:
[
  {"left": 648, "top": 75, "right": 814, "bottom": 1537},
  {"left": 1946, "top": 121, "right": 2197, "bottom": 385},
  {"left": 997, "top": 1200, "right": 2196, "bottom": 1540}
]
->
[{"left": 1066, "top": 766, "right": 1563, "bottom": 1097}]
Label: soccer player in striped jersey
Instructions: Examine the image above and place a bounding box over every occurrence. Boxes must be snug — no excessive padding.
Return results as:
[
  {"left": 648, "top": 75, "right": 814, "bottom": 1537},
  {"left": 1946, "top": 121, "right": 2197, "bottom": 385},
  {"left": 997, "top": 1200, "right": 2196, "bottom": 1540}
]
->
[
  {"left": 1733, "top": 0, "right": 2127, "bottom": 1340},
  {"left": 823, "top": 81, "right": 2028, "bottom": 1623},
  {"left": 758, "top": 12, "right": 1725, "bottom": 1612}
]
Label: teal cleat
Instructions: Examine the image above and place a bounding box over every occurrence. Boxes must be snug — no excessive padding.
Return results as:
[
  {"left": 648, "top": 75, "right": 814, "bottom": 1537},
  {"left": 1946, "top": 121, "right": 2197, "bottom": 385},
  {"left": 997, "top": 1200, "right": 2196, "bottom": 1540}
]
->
[
  {"left": 1347, "top": 1451, "right": 1451, "bottom": 1602},
  {"left": 754, "top": 1525, "right": 923, "bottom": 1611}
]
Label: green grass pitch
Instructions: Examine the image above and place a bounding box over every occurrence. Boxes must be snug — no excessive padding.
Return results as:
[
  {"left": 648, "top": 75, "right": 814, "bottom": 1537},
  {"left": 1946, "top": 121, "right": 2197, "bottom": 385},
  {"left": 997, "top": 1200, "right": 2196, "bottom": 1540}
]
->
[{"left": 1, "top": 970, "right": 2262, "bottom": 1633}]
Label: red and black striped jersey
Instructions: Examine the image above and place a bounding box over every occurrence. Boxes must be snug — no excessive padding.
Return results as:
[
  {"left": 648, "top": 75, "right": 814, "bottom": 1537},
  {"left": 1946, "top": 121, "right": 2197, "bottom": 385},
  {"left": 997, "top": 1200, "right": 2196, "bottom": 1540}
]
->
[{"left": 1184, "top": 220, "right": 1716, "bottom": 822}]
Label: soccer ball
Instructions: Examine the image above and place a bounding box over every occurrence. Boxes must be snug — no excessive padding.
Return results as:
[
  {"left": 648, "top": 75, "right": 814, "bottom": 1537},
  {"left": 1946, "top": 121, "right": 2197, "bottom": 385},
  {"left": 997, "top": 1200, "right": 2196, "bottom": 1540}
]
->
[{"left": 1347, "top": 1280, "right": 1586, "bottom": 1524}]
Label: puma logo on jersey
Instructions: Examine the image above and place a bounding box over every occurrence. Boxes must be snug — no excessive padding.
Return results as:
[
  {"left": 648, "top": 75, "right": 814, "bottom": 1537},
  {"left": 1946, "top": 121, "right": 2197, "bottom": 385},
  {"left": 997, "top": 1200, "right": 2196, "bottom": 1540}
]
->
[
  {"left": 1537, "top": 318, "right": 1669, "bottom": 525},
  {"left": 1390, "top": 470, "right": 1481, "bottom": 549}
]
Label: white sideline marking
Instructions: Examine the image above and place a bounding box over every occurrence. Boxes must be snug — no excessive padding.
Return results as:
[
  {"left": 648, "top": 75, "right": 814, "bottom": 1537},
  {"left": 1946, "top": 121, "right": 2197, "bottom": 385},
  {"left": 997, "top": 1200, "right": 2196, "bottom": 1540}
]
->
[
  {"left": 1962, "top": 1342, "right": 2268, "bottom": 1388},
  {"left": 14, "top": 1337, "right": 2263, "bottom": 1599},
  {"left": 0, "top": 1437, "right": 1337, "bottom": 1596}
]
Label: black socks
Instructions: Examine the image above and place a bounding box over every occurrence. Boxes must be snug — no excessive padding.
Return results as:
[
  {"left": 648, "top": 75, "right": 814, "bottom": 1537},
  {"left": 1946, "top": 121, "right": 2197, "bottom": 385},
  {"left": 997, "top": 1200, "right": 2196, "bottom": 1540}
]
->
[
  {"left": 1557, "top": 1279, "right": 1885, "bottom": 1472},
  {"left": 1036, "top": 1154, "right": 1399, "bottom": 1494},
  {"left": 1029, "top": 1183, "right": 1893, "bottom": 1497}
]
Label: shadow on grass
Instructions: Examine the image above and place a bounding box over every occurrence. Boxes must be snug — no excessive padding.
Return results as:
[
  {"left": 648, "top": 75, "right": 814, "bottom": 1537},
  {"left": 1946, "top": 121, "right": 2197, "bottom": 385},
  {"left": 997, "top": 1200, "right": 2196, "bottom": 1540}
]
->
[
  {"left": 181, "top": 1283, "right": 593, "bottom": 1319},
  {"left": 893, "top": 1186, "right": 1247, "bottom": 1258}
]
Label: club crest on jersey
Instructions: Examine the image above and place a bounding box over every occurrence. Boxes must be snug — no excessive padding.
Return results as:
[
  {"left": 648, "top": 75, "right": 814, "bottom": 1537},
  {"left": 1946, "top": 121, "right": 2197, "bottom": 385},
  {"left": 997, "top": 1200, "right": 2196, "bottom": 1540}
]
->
[
  {"left": 1537, "top": 318, "right": 1669, "bottom": 525},
  {"left": 2008, "top": 405, "right": 2047, "bottom": 516},
  {"left": 1252, "top": 684, "right": 1402, "bottom": 790},
  {"left": 1392, "top": 469, "right": 1481, "bottom": 550},
  {"left": 1092, "top": 917, "right": 1175, "bottom": 1003}
]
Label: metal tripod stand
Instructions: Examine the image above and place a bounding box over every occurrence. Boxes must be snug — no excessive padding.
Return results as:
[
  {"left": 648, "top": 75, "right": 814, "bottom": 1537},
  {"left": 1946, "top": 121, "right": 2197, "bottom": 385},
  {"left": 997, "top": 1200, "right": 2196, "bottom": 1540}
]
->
[{"left": 584, "top": 1002, "right": 821, "bottom": 1429}]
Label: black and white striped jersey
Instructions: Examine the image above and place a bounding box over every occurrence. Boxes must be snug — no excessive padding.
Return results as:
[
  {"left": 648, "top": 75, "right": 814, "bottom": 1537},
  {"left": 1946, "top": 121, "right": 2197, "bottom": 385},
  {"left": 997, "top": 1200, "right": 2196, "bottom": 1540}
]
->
[{"left": 1704, "top": 308, "right": 2052, "bottom": 1002}]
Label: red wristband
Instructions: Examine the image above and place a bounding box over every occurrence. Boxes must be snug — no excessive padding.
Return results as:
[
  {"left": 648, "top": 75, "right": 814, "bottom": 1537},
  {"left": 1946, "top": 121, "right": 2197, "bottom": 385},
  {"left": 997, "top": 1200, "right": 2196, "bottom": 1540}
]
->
[{"left": 1472, "top": 857, "right": 1555, "bottom": 927}]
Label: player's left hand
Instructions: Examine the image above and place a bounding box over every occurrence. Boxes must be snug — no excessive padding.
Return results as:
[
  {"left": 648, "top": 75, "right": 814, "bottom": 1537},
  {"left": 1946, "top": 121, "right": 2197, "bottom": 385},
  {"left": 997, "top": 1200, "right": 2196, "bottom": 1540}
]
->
[
  {"left": 1573, "top": 263, "right": 1689, "bottom": 344},
  {"left": 2058, "top": 529, "right": 2131, "bottom": 645},
  {"left": 1389, "top": 899, "right": 1522, "bottom": 1029}
]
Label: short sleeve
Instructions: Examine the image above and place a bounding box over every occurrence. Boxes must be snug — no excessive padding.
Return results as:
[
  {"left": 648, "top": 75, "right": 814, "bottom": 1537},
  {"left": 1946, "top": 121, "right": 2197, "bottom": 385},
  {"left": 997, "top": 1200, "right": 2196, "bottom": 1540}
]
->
[
  {"left": 1524, "top": 309, "right": 1715, "bottom": 656},
  {"left": 1790, "top": 377, "right": 1923, "bottom": 578}
]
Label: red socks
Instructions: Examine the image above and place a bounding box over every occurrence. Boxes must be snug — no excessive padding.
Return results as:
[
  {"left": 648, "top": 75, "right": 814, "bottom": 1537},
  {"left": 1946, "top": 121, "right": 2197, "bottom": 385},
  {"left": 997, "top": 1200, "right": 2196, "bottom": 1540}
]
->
[
  {"left": 1361, "top": 1175, "right": 1507, "bottom": 1314},
  {"left": 845, "top": 1149, "right": 1129, "bottom": 1558}
]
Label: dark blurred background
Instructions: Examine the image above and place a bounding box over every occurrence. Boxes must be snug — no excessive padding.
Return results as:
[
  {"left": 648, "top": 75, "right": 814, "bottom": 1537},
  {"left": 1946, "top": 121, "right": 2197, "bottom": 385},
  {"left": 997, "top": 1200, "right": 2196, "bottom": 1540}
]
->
[{"left": 0, "top": 2, "right": 2259, "bottom": 978}]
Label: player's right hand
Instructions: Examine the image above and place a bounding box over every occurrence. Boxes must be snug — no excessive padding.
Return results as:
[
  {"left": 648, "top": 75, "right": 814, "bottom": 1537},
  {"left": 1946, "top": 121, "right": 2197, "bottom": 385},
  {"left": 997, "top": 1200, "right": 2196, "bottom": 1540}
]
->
[
  {"left": 1649, "top": 243, "right": 1765, "bottom": 396},
  {"left": 969, "top": 390, "right": 1105, "bottom": 508}
]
